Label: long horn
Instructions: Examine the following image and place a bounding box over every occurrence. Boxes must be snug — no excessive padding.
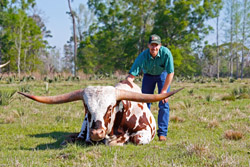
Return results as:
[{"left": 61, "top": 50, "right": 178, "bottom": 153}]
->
[
  {"left": 18, "top": 89, "right": 84, "bottom": 104},
  {"left": 0, "top": 60, "right": 10, "bottom": 68},
  {"left": 116, "top": 87, "right": 184, "bottom": 103}
]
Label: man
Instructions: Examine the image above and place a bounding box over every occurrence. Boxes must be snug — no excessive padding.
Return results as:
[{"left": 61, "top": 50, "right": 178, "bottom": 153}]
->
[{"left": 123, "top": 34, "right": 174, "bottom": 141}]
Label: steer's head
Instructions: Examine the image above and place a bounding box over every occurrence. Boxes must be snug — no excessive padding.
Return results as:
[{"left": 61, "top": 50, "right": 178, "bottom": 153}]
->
[{"left": 83, "top": 86, "right": 117, "bottom": 141}]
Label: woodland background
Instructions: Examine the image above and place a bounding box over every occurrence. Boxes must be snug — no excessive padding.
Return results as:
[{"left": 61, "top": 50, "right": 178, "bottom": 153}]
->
[{"left": 1, "top": 0, "right": 250, "bottom": 79}]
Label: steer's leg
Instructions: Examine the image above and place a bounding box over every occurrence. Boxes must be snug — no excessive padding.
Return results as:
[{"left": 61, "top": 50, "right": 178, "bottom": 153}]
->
[
  {"left": 61, "top": 114, "right": 89, "bottom": 145},
  {"left": 77, "top": 113, "right": 89, "bottom": 140},
  {"left": 129, "top": 130, "right": 152, "bottom": 145},
  {"left": 108, "top": 134, "right": 129, "bottom": 146}
]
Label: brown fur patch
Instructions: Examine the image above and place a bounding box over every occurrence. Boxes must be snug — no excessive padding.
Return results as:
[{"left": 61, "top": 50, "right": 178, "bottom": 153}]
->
[
  {"left": 138, "top": 103, "right": 143, "bottom": 110},
  {"left": 133, "top": 113, "right": 149, "bottom": 132},
  {"left": 117, "top": 135, "right": 126, "bottom": 144},
  {"left": 104, "top": 105, "right": 112, "bottom": 129},
  {"left": 130, "top": 134, "right": 141, "bottom": 145}
]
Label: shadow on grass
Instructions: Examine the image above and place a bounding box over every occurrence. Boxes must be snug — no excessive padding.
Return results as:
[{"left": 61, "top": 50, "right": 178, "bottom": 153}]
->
[{"left": 25, "top": 131, "right": 88, "bottom": 150}]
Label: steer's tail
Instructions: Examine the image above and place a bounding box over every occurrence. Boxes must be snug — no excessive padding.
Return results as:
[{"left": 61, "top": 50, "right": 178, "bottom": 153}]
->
[{"left": 18, "top": 89, "right": 84, "bottom": 104}]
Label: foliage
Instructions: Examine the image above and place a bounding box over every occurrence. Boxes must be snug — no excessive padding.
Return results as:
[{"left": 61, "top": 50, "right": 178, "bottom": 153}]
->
[
  {"left": 0, "top": 89, "right": 16, "bottom": 105},
  {"left": 221, "top": 94, "right": 236, "bottom": 101},
  {"left": 232, "top": 86, "right": 250, "bottom": 99},
  {"left": 0, "top": 0, "right": 48, "bottom": 74},
  {"left": 73, "top": 0, "right": 223, "bottom": 76}
]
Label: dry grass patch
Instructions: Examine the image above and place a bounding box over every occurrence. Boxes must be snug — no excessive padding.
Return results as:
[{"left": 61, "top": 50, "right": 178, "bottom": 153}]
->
[
  {"left": 172, "top": 101, "right": 192, "bottom": 110},
  {"left": 207, "top": 119, "right": 219, "bottom": 128},
  {"left": 56, "top": 153, "right": 72, "bottom": 160},
  {"left": 170, "top": 115, "right": 184, "bottom": 123},
  {"left": 1, "top": 111, "right": 20, "bottom": 124},
  {"left": 224, "top": 130, "right": 243, "bottom": 140},
  {"left": 4, "top": 114, "right": 16, "bottom": 123},
  {"left": 221, "top": 113, "right": 233, "bottom": 122},
  {"left": 185, "top": 143, "right": 209, "bottom": 157},
  {"left": 219, "top": 153, "right": 240, "bottom": 167}
]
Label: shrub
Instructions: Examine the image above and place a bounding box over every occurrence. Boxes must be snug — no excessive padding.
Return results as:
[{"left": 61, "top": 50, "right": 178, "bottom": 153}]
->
[
  {"left": 170, "top": 115, "right": 184, "bottom": 122},
  {"left": 18, "top": 85, "right": 30, "bottom": 93},
  {"left": 232, "top": 86, "right": 250, "bottom": 99},
  {"left": 221, "top": 95, "right": 236, "bottom": 101},
  {"left": 224, "top": 130, "right": 243, "bottom": 140},
  {"left": 206, "top": 94, "right": 214, "bottom": 102},
  {"left": 0, "top": 89, "right": 16, "bottom": 106}
]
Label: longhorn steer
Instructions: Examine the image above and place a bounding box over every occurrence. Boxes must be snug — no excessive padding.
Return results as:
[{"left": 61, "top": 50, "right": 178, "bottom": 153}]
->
[{"left": 18, "top": 82, "right": 183, "bottom": 146}]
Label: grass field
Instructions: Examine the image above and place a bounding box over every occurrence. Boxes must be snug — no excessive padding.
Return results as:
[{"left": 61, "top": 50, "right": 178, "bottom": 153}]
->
[{"left": 0, "top": 77, "right": 249, "bottom": 166}]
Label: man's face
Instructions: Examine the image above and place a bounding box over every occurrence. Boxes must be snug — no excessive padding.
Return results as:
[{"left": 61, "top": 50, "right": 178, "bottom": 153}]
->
[{"left": 148, "top": 43, "right": 161, "bottom": 57}]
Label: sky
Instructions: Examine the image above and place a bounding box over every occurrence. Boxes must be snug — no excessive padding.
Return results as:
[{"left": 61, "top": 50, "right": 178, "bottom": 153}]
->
[{"left": 35, "top": 0, "right": 87, "bottom": 54}]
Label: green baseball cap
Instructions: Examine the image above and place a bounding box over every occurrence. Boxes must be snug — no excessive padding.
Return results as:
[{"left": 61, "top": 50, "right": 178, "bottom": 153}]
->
[{"left": 149, "top": 34, "right": 161, "bottom": 44}]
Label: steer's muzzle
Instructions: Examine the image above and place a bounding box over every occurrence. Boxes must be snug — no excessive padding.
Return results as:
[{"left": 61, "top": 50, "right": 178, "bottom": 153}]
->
[{"left": 90, "top": 128, "right": 106, "bottom": 141}]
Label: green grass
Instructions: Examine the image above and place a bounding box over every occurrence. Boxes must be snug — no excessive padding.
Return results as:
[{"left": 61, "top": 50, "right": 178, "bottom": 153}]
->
[{"left": 0, "top": 78, "right": 250, "bottom": 166}]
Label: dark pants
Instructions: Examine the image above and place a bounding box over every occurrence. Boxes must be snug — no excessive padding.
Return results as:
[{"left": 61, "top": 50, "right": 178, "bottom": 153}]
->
[{"left": 142, "top": 71, "right": 170, "bottom": 137}]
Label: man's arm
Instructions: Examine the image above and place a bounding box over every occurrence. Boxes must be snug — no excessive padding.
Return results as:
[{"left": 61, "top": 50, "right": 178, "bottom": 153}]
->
[{"left": 160, "top": 72, "right": 174, "bottom": 103}]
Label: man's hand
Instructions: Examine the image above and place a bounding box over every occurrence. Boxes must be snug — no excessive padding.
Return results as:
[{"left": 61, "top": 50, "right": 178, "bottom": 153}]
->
[
  {"left": 160, "top": 90, "right": 169, "bottom": 103},
  {"left": 121, "top": 74, "right": 135, "bottom": 84},
  {"left": 160, "top": 72, "right": 174, "bottom": 104},
  {"left": 161, "top": 97, "right": 169, "bottom": 104}
]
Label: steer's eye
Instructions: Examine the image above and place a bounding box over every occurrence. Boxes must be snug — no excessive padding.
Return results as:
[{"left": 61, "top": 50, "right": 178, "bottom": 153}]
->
[{"left": 107, "top": 105, "right": 112, "bottom": 112}]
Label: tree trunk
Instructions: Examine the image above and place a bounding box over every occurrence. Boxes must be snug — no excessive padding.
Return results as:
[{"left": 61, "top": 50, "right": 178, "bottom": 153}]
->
[
  {"left": 68, "top": 0, "right": 77, "bottom": 76},
  {"left": 229, "top": 0, "right": 234, "bottom": 78},
  {"left": 241, "top": 0, "right": 247, "bottom": 79},
  {"left": 16, "top": 22, "right": 24, "bottom": 79},
  {"left": 216, "top": 15, "right": 220, "bottom": 79},
  {"left": 236, "top": 52, "right": 238, "bottom": 79},
  {"left": 0, "top": 52, "right": 2, "bottom": 73}
]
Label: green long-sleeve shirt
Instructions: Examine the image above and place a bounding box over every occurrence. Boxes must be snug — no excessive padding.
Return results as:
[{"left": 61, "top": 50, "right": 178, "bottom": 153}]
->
[{"left": 129, "top": 46, "right": 174, "bottom": 76}]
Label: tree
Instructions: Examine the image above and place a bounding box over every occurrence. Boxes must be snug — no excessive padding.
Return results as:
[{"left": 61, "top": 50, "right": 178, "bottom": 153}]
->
[
  {"left": 153, "top": 0, "right": 223, "bottom": 75},
  {"left": 86, "top": 0, "right": 133, "bottom": 73},
  {"left": 241, "top": 0, "right": 250, "bottom": 79},
  {"left": 77, "top": 0, "right": 223, "bottom": 76},
  {"left": 223, "top": 0, "right": 240, "bottom": 78},
  {"left": 215, "top": 0, "right": 223, "bottom": 79},
  {"left": 75, "top": 3, "right": 94, "bottom": 42},
  {"left": 0, "top": 0, "right": 47, "bottom": 76},
  {"left": 233, "top": 0, "right": 241, "bottom": 79},
  {"left": 201, "top": 44, "right": 217, "bottom": 77},
  {"left": 67, "top": 0, "right": 77, "bottom": 76},
  {"left": 62, "top": 43, "right": 74, "bottom": 73}
]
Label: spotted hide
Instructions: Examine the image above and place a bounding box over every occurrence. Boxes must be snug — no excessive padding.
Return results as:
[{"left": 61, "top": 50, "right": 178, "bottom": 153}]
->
[
  {"left": 77, "top": 82, "right": 156, "bottom": 146},
  {"left": 18, "top": 82, "right": 183, "bottom": 146}
]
